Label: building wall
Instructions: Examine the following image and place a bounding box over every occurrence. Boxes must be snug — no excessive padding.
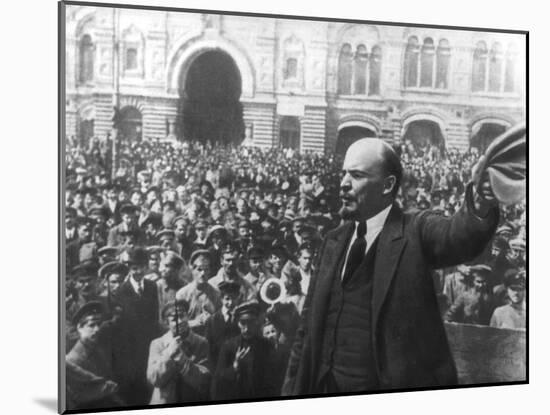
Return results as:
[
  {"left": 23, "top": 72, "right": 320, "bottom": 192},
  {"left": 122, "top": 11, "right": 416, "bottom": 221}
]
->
[{"left": 65, "top": 5, "right": 526, "bottom": 153}]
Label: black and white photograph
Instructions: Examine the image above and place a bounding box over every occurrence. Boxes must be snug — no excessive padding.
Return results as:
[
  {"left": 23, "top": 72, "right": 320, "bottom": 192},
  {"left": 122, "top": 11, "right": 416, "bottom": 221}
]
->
[{"left": 59, "top": 1, "right": 527, "bottom": 413}]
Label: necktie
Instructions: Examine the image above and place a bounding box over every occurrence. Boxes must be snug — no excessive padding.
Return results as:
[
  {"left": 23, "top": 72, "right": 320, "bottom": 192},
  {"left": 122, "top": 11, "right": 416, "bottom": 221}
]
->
[
  {"left": 343, "top": 222, "right": 367, "bottom": 283},
  {"left": 138, "top": 282, "right": 143, "bottom": 296}
]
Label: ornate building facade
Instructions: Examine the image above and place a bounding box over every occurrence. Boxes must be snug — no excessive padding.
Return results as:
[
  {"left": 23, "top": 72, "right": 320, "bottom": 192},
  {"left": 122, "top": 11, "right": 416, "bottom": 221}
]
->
[{"left": 64, "top": 5, "right": 526, "bottom": 154}]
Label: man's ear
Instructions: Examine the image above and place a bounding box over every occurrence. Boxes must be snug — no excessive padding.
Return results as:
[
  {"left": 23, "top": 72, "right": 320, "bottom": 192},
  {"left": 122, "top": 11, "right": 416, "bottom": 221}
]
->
[{"left": 383, "top": 176, "right": 396, "bottom": 195}]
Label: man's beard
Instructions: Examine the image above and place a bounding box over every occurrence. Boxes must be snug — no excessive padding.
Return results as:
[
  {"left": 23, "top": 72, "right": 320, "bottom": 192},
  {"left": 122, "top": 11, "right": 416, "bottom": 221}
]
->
[
  {"left": 225, "top": 268, "right": 237, "bottom": 279},
  {"left": 339, "top": 204, "right": 358, "bottom": 220}
]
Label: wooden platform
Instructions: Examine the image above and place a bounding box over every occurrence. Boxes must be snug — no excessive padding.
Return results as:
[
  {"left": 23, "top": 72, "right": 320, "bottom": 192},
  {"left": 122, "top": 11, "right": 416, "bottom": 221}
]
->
[{"left": 444, "top": 322, "right": 526, "bottom": 384}]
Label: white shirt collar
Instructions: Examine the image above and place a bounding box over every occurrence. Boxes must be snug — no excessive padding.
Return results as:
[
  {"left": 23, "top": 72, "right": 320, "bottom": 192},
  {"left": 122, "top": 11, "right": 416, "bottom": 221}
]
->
[
  {"left": 341, "top": 204, "right": 392, "bottom": 280},
  {"left": 361, "top": 204, "right": 393, "bottom": 238},
  {"left": 221, "top": 306, "right": 232, "bottom": 322},
  {"left": 129, "top": 277, "right": 143, "bottom": 295}
]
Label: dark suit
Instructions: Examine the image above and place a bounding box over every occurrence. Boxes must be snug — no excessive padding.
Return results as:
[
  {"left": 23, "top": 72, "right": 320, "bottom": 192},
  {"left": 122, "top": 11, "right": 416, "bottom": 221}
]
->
[
  {"left": 283, "top": 187, "right": 498, "bottom": 395},
  {"left": 103, "top": 201, "right": 121, "bottom": 224},
  {"left": 113, "top": 279, "right": 160, "bottom": 405},
  {"left": 205, "top": 310, "right": 240, "bottom": 368}
]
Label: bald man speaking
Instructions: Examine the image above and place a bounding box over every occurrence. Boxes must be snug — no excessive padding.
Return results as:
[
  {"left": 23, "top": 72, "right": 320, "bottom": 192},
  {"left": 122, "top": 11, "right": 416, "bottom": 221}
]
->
[{"left": 282, "top": 138, "right": 499, "bottom": 395}]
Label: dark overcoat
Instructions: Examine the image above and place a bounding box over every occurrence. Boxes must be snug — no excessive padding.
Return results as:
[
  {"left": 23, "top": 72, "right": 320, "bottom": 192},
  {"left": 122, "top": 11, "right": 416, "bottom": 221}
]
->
[{"left": 283, "top": 188, "right": 499, "bottom": 394}]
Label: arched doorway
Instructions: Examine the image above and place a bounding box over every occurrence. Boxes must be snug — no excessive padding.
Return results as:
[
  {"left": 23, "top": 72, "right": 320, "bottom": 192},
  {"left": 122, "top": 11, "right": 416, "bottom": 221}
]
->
[
  {"left": 118, "top": 106, "right": 142, "bottom": 142},
  {"left": 402, "top": 120, "right": 445, "bottom": 152},
  {"left": 78, "top": 106, "right": 95, "bottom": 145},
  {"left": 177, "top": 50, "right": 244, "bottom": 145},
  {"left": 471, "top": 122, "right": 507, "bottom": 152},
  {"left": 79, "top": 118, "right": 94, "bottom": 144},
  {"left": 335, "top": 126, "right": 376, "bottom": 156},
  {"left": 279, "top": 116, "right": 301, "bottom": 150}
]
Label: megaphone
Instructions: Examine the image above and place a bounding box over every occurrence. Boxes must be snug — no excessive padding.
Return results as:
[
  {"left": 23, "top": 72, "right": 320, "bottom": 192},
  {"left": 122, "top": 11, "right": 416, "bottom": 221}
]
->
[{"left": 259, "top": 277, "right": 286, "bottom": 305}]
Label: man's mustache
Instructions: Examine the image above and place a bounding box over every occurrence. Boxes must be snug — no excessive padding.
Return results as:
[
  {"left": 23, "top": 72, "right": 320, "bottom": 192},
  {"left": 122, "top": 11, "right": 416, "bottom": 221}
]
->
[{"left": 340, "top": 193, "right": 355, "bottom": 201}]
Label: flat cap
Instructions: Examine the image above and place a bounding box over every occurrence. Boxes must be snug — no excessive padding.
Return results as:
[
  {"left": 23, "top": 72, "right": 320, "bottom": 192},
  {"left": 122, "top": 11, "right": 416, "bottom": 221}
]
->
[
  {"left": 218, "top": 280, "right": 241, "bottom": 296},
  {"left": 97, "top": 246, "right": 119, "bottom": 258},
  {"left": 234, "top": 301, "right": 261, "bottom": 320},
  {"left": 269, "top": 244, "right": 289, "bottom": 259},
  {"left": 468, "top": 264, "right": 493, "bottom": 277},
  {"left": 98, "top": 261, "right": 129, "bottom": 280},
  {"left": 247, "top": 246, "right": 265, "bottom": 260},
  {"left": 71, "top": 260, "right": 99, "bottom": 279},
  {"left": 505, "top": 270, "right": 526, "bottom": 289},
  {"left": 156, "top": 229, "right": 176, "bottom": 241},
  {"left": 161, "top": 299, "right": 190, "bottom": 319},
  {"left": 189, "top": 249, "right": 211, "bottom": 265},
  {"left": 72, "top": 301, "right": 104, "bottom": 326},
  {"left": 122, "top": 247, "right": 149, "bottom": 266},
  {"left": 120, "top": 203, "right": 140, "bottom": 216},
  {"left": 509, "top": 238, "right": 526, "bottom": 250}
]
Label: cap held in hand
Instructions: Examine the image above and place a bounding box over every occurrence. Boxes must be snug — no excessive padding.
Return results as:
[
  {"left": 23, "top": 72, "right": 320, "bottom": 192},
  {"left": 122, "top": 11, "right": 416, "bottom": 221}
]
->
[{"left": 473, "top": 122, "right": 526, "bottom": 206}]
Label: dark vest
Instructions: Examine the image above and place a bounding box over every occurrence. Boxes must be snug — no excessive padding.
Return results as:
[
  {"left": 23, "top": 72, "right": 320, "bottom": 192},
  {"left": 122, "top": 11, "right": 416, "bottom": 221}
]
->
[{"left": 319, "top": 238, "right": 379, "bottom": 392}]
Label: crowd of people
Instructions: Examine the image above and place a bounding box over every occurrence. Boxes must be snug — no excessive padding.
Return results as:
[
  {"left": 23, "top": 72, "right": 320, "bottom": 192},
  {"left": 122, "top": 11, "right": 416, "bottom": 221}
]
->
[{"left": 64, "top": 134, "right": 526, "bottom": 410}]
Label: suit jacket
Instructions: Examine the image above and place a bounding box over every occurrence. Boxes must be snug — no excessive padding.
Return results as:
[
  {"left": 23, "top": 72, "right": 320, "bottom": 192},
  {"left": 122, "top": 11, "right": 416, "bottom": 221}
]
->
[
  {"left": 103, "top": 200, "right": 121, "bottom": 224},
  {"left": 147, "top": 330, "right": 211, "bottom": 404},
  {"left": 283, "top": 187, "right": 498, "bottom": 395},
  {"left": 205, "top": 310, "right": 240, "bottom": 368},
  {"left": 113, "top": 279, "right": 161, "bottom": 383}
]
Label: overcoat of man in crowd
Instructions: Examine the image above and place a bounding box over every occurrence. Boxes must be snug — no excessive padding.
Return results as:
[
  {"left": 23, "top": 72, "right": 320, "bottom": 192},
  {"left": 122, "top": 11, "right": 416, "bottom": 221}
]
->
[
  {"left": 147, "top": 300, "right": 211, "bottom": 404},
  {"left": 204, "top": 280, "right": 241, "bottom": 368},
  {"left": 283, "top": 138, "right": 499, "bottom": 395},
  {"left": 66, "top": 301, "right": 124, "bottom": 409},
  {"left": 114, "top": 247, "right": 160, "bottom": 404}
]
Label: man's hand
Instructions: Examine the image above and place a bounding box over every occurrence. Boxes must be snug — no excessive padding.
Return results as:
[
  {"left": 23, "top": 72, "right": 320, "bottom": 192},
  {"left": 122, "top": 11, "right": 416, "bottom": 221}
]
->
[
  {"left": 197, "top": 310, "right": 211, "bottom": 325},
  {"left": 104, "top": 380, "right": 119, "bottom": 395},
  {"left": 167, "top": 335, "right": 183, "bottom": 360},
  {"left": 232, "top": 346, "right": 251, "bottom": 371},
  {"left": 111, "top": 305, "right": 123, "bottom": 322}
]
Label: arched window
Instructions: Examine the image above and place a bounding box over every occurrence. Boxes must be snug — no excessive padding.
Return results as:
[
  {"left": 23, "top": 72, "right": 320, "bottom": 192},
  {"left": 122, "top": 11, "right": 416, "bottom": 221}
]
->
[
  {"left": 79, "top": 34, "right": 94, "bottom": 83},
  {"left": 125, "top": 47, "right": 138, "bottom": 71},
  {"left": 284, "top": 57, "right": 298, "bottom": 80},
  {"left": 504, "top": 43, "right": 517, "bottom": 92},
  {"left": 338, "top": 44, "right": 353, "bottom": 95},
  {"left": 282, "top": 35, "right": 305, "bottom": 89},
  {"left": 420, "top": 38, "right": 435, "bottom": 87},
  {"left": 354, "top": 45, "right": 368, "bottom": 94},
  {"left": 488, "top": 42, "right": 503, "bottom": 92},
  {"left": 472, "top": 41, "right": 488, "bottom": 92},
  {"left": 125, "top": 48, "right": 138, "bottom": 71},
  {"left": 368, "top": 45, "right": 382, "bottom": 95},
  {"left": 404, "top": 36, "right": 420, "bottom": 87},
  {"left": 435, "top": 39, "right": 450, "bottom": 89},
  {"left": 122, "top": 25, "right": 145, "bottom": 77}
]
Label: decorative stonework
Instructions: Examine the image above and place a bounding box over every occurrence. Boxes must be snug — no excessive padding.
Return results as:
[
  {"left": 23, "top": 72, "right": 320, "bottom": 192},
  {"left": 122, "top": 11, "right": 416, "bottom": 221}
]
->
[
  {"left": 282, "top": 34, "right": 305, "bottom": 90},
  {"left": 202, "top": 14, "right": 222, "bottom": 33},
  {"left": 66, "top": 7, "right": 524, "bottom": 150},
  {"left": 151, "top": 50, "right": 164, "bottom": 80}
]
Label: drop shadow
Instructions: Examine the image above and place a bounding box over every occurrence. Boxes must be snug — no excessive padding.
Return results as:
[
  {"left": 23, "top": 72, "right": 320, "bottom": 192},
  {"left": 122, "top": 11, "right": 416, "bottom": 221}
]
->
[{"left": 34, "top": 398, "right": 57, "bottom": 413}]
